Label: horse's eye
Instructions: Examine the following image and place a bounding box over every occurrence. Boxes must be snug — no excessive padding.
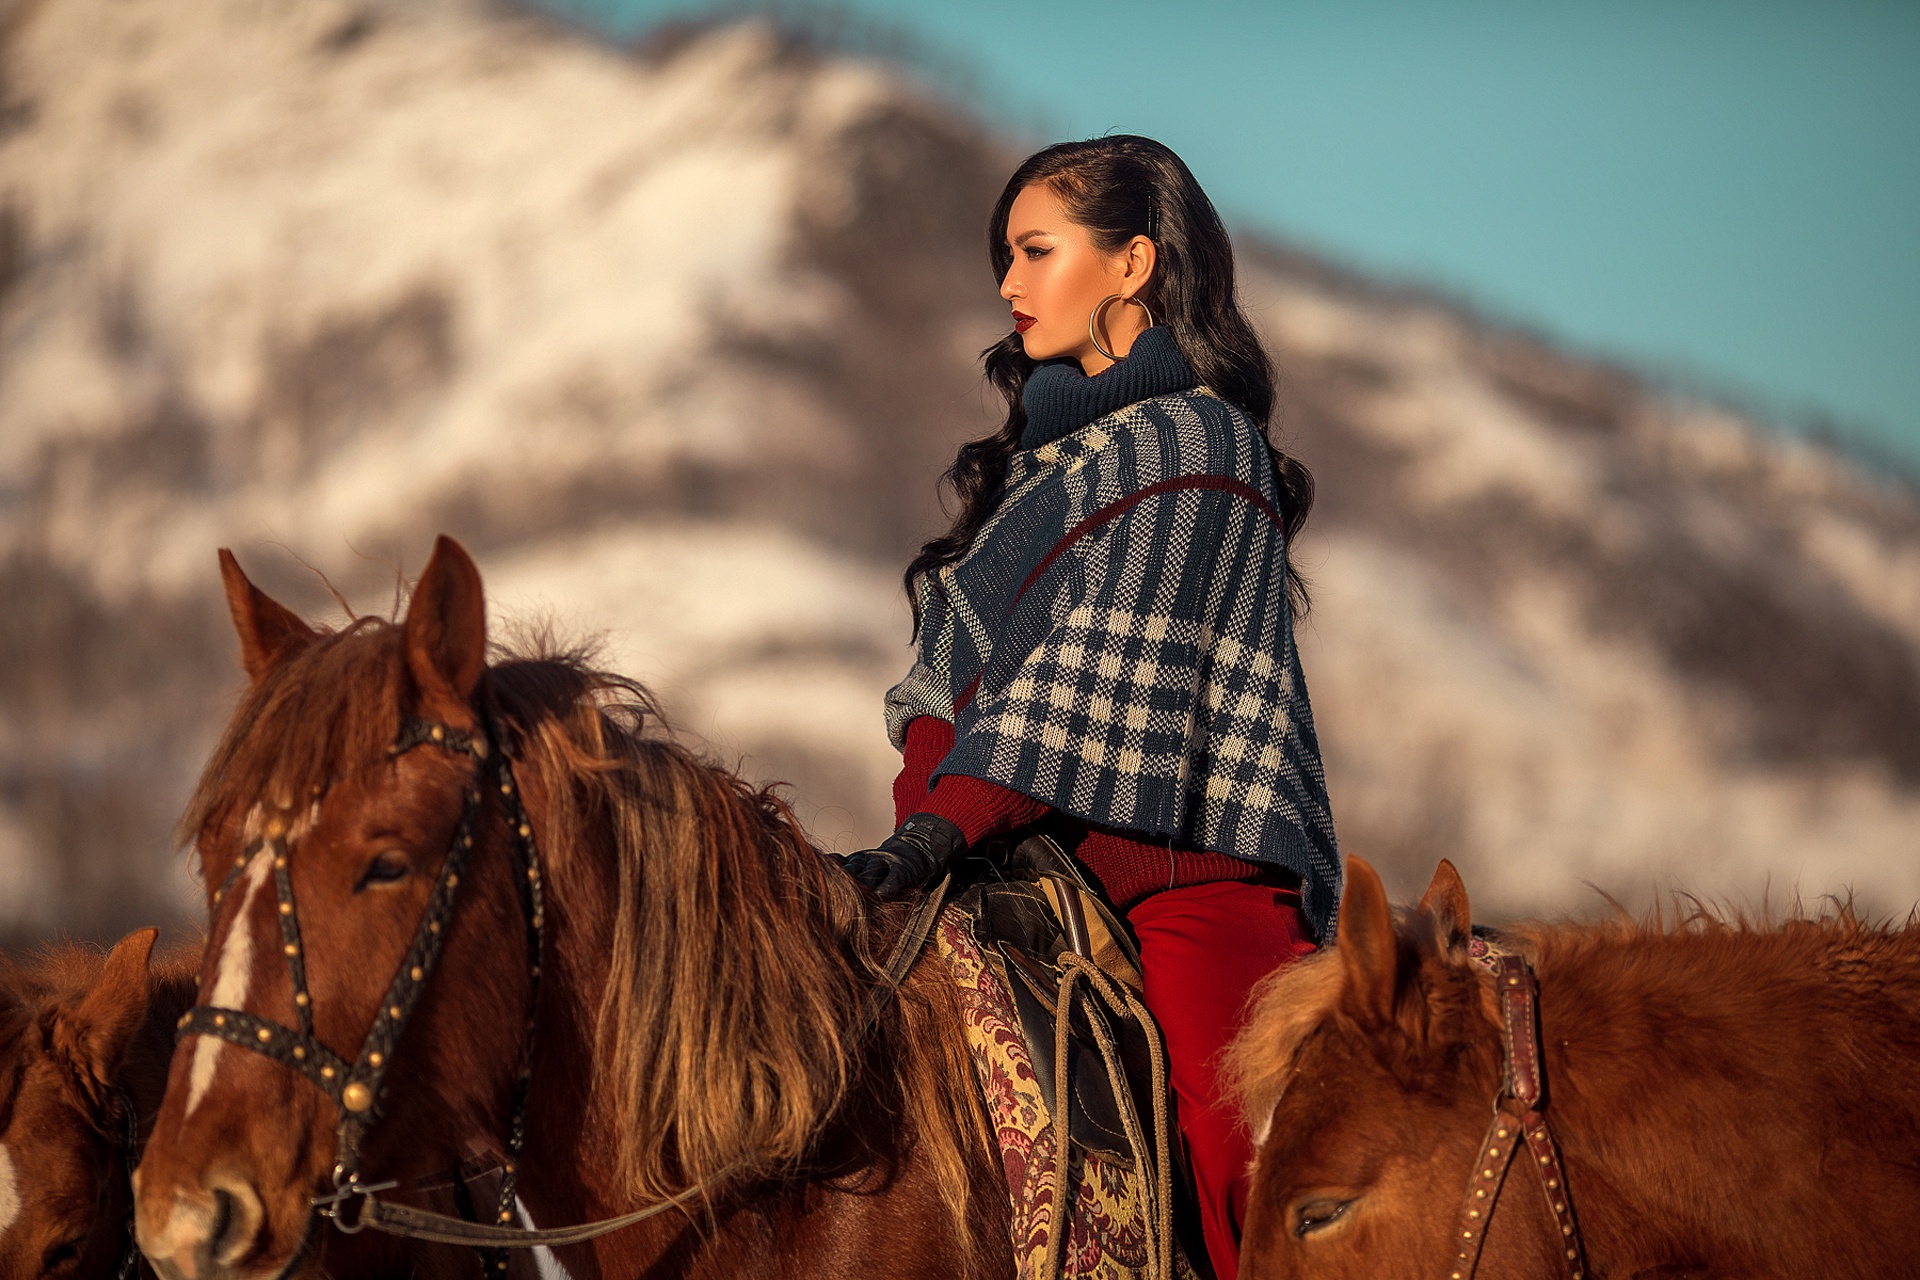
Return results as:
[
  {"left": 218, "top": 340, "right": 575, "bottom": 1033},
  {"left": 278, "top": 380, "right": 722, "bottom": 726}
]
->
[
  {"left": 41, "top": 1237, "right": 83, "bottom": 1273},
  {"left": 1292, "top": 1196, "right": 1355, "bottom": 1238},
  {"left": 355, "top": 851, "right": 412, "bottom": 891}
]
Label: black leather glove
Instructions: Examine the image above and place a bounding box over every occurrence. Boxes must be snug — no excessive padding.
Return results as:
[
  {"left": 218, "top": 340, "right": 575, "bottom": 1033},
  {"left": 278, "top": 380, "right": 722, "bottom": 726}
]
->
[{"left": 840, "top": 813, "right": 967, "bottom": 899}]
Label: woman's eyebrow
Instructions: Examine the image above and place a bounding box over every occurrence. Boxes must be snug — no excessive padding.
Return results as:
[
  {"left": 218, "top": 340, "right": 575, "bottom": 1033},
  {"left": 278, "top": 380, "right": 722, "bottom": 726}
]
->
[{"left": 1011, "top": 228, "right": 1051, "bottom": 246}]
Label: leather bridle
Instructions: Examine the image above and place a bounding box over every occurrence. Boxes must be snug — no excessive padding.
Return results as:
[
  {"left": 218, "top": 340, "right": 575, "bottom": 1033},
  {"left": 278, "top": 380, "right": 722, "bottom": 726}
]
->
[
  {"left": 171, "top": 709, "right": 952, "bottom": 1266},
  {"left": 1448, "top": 940, "right": 1588, "bottom": 1280},
  {"left": 110, "top": 1084, "right": 145, "bottom": 1279},
  {"left": 178, "top": 713, "right": 544, "bottom": 1273}
]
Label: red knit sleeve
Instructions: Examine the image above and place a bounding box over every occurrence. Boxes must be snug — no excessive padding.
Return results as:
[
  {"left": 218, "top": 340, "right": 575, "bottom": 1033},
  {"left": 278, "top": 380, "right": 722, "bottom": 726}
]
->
[
  {"left": 919, "top": 773, "right": 1049, "bottom": 847},
  {"left": 892, "top": 716, "right": 1048, "bottom": 844},
  {"left": 892, "top": 716, "right": 956, "bottom": 827}
]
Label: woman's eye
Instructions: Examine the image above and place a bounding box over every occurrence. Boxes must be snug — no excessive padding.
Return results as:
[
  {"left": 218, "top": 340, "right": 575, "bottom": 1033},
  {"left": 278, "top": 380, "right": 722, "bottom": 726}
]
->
[
  {"left": 1024, "top": 245, "right": 1049, "bottom": 259},
  {"left": 1292, "top": 1197, "right": 1354, "bottom": 1238},
  {"left": 355, "top": 851, "right": 412, "bottom": 891}
]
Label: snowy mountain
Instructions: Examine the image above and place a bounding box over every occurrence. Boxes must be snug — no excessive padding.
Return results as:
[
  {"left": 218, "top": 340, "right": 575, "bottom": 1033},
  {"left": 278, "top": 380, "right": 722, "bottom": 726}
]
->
[{"left": 2, "top": 0, "right": 1916, "bottom": 940}]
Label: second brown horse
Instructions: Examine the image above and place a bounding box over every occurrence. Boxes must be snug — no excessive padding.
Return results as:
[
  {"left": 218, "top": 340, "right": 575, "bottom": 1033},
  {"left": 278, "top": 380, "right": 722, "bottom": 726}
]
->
[
  {"left": 1227, "top": 857, "right": 1920, "bottom": 1280},
  {"left": 0, "top": 932, "right": 529, "bottom": 1280}
]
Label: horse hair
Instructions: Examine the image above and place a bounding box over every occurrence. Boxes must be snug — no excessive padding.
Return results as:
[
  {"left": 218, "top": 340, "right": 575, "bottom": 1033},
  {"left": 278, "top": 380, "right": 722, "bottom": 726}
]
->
[
  {"left": 0, "top": 941, "right": 200, "bottom": 1122},
  {"left": 178, "top": 615, "right": 991, "bottom": 1233},
  {"left": 1223, "top": 894, "right": 1920, "bottom": 1144}
]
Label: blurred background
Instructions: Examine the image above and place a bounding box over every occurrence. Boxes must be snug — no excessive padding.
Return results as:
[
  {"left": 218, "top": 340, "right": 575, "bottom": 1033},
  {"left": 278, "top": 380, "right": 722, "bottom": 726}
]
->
[{"left": 1, "top": 0, "right": 1917, "bottom": 945}]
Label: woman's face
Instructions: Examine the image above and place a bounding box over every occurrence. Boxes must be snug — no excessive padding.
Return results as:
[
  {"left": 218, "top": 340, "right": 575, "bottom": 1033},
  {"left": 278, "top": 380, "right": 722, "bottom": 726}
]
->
[{"left": 999, "top": 182, "right": 1156, "bottom": 374}]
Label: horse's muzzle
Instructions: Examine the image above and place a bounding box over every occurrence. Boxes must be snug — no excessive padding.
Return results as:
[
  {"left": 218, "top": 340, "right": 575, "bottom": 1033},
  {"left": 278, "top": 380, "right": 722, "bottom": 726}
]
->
[{"left": 135, "top": 1170, "right": 271, "bottom": 1280}]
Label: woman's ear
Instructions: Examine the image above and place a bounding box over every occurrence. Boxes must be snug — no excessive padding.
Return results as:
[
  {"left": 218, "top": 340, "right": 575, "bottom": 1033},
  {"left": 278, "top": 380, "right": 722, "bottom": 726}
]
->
[{"left": 1119, "top": 234, "right": 1157, "bottom": 299}]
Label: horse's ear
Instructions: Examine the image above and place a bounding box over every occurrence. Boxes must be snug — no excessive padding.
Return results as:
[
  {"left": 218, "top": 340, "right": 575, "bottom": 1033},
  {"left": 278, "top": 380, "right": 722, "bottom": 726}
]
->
[
  {"left": 1337, "top": 857, "right": 1397, "bottom": 1025},
  {"left": 52, "top": 928, "right": 157, "bottom": 1104},
  {"left": 404, "top": 535, "right": 488, "bottom": 713},
  {"left": 1419, "top": 858, "right": 1472, "bottom": 950},
  {"left": 220, "top": 549, "right": 317, "bottom": 682}
]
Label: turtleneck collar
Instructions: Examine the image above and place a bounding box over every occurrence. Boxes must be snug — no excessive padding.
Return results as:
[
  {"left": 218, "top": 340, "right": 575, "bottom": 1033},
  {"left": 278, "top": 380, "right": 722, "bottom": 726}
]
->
[{"left": 1019, "top": 326, "right": 1198, "bottom": 450}]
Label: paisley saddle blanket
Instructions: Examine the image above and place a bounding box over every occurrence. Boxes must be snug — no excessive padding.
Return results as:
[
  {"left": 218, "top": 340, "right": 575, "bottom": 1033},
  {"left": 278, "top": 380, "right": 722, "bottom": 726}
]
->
[{"left": 933, "top": 893, "right": 1203, "bottom": 1280}]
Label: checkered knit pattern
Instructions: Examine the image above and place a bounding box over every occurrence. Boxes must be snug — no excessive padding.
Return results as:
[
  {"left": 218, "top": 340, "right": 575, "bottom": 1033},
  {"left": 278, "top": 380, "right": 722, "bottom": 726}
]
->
[{"left": 886, "top": 387, "right": 1342, "bottom": 938}]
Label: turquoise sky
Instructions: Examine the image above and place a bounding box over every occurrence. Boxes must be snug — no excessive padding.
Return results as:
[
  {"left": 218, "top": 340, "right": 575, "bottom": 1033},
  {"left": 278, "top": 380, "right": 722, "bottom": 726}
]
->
[{"left": 540, "top": 0, "right": 1920, "bottom": 466}]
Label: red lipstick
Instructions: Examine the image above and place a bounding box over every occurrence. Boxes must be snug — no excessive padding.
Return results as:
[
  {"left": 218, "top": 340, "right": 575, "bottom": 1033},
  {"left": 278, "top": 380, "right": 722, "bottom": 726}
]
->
[{"left": 1012, "top": 311, "right": 1036, "bottom": 333}]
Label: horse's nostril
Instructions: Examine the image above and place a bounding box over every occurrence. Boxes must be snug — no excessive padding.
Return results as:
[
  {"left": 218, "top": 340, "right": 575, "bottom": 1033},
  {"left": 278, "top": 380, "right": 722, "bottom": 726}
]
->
[
  {"left": 203, "top": 1178, "right": 264, "bottom": 1267},
  {"left": 208, "top": 1188, "right": 234, "bottom": 1251}
]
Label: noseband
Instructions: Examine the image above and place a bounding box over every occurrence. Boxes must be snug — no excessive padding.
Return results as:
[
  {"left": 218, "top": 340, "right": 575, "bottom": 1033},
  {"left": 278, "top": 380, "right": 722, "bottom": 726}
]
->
[
  {"left": 1448, "top": 941, "right": 1588, "bottom": 1280},
  {"left": 178, "top": 714, "right": 545, "bottom": 1274}
]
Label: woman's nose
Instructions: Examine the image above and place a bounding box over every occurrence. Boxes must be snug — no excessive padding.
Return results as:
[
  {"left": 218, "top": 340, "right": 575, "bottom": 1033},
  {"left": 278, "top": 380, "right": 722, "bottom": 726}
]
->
[{"left": 999, "top": 272, "right": 1018, "bottom": 301}]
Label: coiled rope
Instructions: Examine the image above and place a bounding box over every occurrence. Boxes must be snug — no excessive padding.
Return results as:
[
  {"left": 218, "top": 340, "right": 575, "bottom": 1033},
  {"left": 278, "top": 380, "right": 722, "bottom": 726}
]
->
[{"left": 1039, "top": 953, "right": 1174, "bottom": 1280}]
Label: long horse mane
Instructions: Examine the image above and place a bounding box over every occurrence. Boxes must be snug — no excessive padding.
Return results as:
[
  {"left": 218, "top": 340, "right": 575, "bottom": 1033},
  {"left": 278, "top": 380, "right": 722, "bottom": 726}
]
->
[
  {"left": 180, "top": 612, "right": 987, "bottom": 1221},
  {"left": 1223, "top": 895, "right": 1920, "bottom": 1141},
  {"left": 485, "top": 651, "right": 897, "bottom": 1200}
]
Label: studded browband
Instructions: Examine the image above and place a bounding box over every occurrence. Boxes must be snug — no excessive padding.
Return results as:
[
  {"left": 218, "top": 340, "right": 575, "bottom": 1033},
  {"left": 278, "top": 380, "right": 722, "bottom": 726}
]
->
[{"left": 1447, "top": 943, "right": 1588, "bottom": 1280}]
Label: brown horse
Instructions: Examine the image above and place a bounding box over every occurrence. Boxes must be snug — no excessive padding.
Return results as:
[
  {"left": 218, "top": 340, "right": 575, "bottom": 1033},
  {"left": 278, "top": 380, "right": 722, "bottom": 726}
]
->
[
  {"left": 1225, "top": 856, "right": 1920, "bottom": 1280},
  {"left": 133, "top": 537, "right": 1008, "bottom": 1280},
  {"left": 0, "top": 931, "right": 185, "bottom": 1280},
  {"left": 0, "top": 933, "right": 510, "bottom": 1280}
]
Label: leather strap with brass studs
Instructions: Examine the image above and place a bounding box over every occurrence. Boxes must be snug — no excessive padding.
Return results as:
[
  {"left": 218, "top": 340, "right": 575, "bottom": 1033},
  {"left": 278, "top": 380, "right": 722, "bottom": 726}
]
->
[
  {"left": 1445, "top": 947, "right": 1588, "bottom": 1280},
  {"left": 177, "top": 712, "right": 545, "bottom": 1275}
]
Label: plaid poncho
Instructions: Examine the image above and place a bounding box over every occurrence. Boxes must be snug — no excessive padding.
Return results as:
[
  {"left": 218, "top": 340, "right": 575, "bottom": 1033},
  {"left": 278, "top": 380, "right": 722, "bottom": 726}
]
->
[{"left": 887, "top": 352, "right": 1341, "bottom": 939}]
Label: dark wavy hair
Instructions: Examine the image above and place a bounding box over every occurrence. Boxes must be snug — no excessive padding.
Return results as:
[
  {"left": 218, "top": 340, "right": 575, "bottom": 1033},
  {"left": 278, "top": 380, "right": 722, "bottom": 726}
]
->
[{"left": 904, "top": 135, "right": 1315, "bottom": 630}]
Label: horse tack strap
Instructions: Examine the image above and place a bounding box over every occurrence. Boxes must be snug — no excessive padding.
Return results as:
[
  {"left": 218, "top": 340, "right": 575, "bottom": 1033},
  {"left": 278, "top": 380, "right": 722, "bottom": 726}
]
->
[
  {"left": 1492, "top": 956, "right": 1543, "bottom": 1106},
  {"left": 1448, "top": 946, "right": 1587, "bottom": 1280},
  {"left": 1520, "top": 1110, "right": 1586, "bottom": 1277},
  {"left": 111, "top": 1085, "right": 145, "bottom": 1280},
  {"left": 345, "top": 1175, "right": 724, "bottom": 1248},
  {"left": 175, "top": 1006, "right": 356, "bottom": 1104},
  {"left": 178, "top": 714, "right": 546, "bottom": 1274},
  {"left": 178, "top": 759, "right": 488, "bottom": 1140},
  {"left": 1448, "top": 1106, "right": 1522, "bottom": 1280},
  {"left": 179, "top": 709, "right": 942, "bottom": 1260},
  {"left": 176, "top": 712, "right": 774, "bottom": 1260},
  {"left": 883, "top": 873, "right": 952, "bottom": 988}
]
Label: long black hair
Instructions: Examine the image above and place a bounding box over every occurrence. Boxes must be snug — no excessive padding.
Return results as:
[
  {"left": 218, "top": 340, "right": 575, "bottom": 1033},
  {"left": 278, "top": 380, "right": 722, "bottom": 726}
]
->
[{"left": 904, "top": 135, "right": 1315, "bottom": 629}]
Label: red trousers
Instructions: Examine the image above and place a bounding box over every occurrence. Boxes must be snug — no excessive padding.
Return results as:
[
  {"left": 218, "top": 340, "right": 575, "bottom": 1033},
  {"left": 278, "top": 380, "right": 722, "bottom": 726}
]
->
[{"left": 1127, "top": 877, "right": 1316, "bottom": 1280}]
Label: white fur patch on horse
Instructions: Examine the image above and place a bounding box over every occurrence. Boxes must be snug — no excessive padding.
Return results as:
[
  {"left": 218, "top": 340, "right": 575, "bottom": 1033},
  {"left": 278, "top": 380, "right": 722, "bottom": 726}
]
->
[
  {"left": 186, "top": 847, "right": 273, "bottom": 1116},
  {"left": 1243, "top": 1105, "right": 1279, "bottom": 1182},
  {"left": 0, "top": 1143, "right": 20, "bottom": 1238},
  {"left": 515, "top": 1200, "right": 569, "bottom": 1280}
]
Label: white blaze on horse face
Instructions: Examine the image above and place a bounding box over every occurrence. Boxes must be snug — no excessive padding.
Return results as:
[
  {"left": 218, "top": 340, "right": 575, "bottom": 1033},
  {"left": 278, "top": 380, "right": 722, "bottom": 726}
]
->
[
  {"left": 1250, "top": 1106, "right": 1273, "bottom": 1151},
  {"left": 0, "top": 1143, "right": 19, "bottom": 1238},
  {"left": 186, "top": 847, "right": 273, "bottom": 1116},
  {"left": 0, "top": 1143, "right": 20, "bottom": 1239}
]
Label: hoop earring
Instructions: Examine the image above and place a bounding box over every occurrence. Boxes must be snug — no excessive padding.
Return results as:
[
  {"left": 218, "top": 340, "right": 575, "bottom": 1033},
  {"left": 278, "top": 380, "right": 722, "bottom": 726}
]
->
[{"left": 1088, "top": 293, "right": 1156, "bottom": 361}]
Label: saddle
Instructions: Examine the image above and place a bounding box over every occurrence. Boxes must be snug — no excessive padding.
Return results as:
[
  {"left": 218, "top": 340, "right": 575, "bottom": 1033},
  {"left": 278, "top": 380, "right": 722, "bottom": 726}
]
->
[{"left": 955, "top": 834, "right": 1214, "bottom": 1280}]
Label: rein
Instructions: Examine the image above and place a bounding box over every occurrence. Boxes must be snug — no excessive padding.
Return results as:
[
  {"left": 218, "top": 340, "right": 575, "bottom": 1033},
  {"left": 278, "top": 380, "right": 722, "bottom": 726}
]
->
[
  {"left": 175, "top": 711, "right": 951, "bottom": 1263},
  {"left": 1448, "top": 942, "right": 1588, "bottom": 1280},
  {"left": 111, "top": 1085, "right": 144, "bottom": 1280}
]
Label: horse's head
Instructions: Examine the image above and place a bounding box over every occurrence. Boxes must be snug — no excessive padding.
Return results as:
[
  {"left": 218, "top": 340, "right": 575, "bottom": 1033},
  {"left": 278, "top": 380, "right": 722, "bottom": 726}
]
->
[
  {"left": 135, "top": 539, "right": 538, "bottom": 1280},
  {"left": 0, "top": 931, "right": 158, "bottom": 1280},
  {"left": 1227, "top": 858, "right": 1566, "bottom": 1280}
]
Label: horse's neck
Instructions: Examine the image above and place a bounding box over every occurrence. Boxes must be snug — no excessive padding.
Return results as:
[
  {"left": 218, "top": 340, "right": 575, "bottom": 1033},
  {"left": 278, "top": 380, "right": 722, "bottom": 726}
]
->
[
  {"left": 507, "top": 837, "right": 820, "bottom": 1275},
  {"left": 1532, "top": 928, "right": 1920, "bottom": 1270},
  {"left": 512, "top": 846, "right": 647, "bottom": 1254}
]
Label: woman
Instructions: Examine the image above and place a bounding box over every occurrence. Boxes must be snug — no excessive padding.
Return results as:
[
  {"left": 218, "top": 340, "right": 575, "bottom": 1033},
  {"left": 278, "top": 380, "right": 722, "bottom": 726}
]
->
[{"left": 842, "top": 135, "right": 1340, "bottom": 1278}]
